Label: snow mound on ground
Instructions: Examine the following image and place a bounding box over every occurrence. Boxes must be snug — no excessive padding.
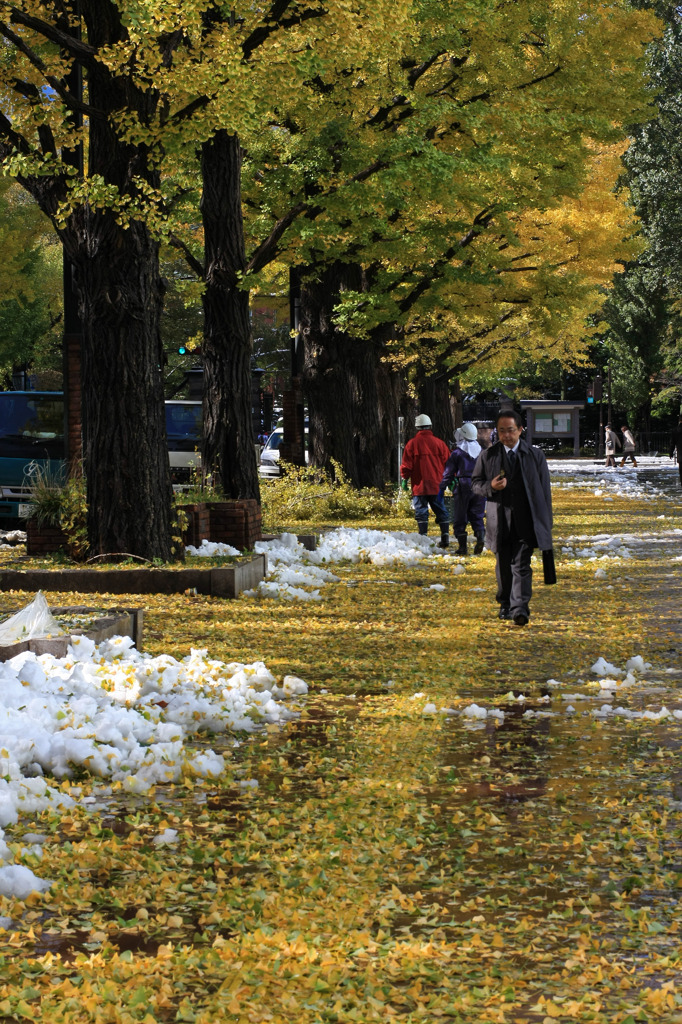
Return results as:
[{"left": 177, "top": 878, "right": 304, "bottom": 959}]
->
[
  {"left": 186, "top": 540, "right": 241, "bottom": 557},
  {"left": 192, "top": 527, "right": 472, "bottom": 600},
  {"left": 591, "top": 657, "right": 621, "bottom": 677},
  {"left": 0, "top": 865, "right": 51, "bottom": 899},
  {"left": 0, "top": 637, "right": 308, "bottom": 891},
  {"left": 245, "top": 529, "right": 446, "bottom": 599}
]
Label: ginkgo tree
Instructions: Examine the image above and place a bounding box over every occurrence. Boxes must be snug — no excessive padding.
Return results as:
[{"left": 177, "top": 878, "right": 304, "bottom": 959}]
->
[
  {"left": 127, "top": 0, "right": 413, "bottom": 498},
  {"left": 0, "top": 0, "right": 411, "bottom": 553},
  {"left": 0, "top": 0, "right": 179, "bottom": 557},
  {"left": 0, "top": 175, "right": 61, "bottom": 382},
  {"left": 235, "top": 0, "right": 659, "bottom": 484},
  {"left": 395, "top": 142, "right": 647, "bottom": 433}
]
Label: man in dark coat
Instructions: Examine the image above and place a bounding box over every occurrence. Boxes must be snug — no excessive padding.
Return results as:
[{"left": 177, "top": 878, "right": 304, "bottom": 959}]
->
[
  {"left": 472, "top": 410, "right": 553, "bottom": 626},
  {"left": 671, "top": 416, "right": 682, "bottom": 485}
]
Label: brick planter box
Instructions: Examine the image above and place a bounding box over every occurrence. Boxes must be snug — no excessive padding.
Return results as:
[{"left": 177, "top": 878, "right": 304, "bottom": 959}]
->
[
  {"left": 25, "top": 499, "right": 263, "bottom": 557},
  {"left": 209, "top": 500, "right": 262, "bottom": 550},
  {"left": 26, "top": 519, "right": 70, "bottom": 557},
  {"left": 177, "top": 503, "right": 211, "bottom": 548}
]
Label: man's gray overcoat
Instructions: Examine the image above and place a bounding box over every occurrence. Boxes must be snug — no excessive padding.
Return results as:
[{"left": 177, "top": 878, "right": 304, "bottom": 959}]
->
[{"left": 471, "top": 438, "right": 553, "bottom": 553}]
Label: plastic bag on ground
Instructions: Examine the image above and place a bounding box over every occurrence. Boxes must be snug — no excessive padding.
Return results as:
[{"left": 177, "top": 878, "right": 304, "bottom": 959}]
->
[{"left": 0, "top": 592, "right": 61, "bottom": 645}]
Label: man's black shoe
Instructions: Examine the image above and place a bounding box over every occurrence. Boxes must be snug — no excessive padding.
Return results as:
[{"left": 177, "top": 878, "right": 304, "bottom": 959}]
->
[
  {"left": 498, "top": 609, "right": 511, "bottom": 620},
  {"left": 513, "top": 613, "right": 529, "bottom": 626}
]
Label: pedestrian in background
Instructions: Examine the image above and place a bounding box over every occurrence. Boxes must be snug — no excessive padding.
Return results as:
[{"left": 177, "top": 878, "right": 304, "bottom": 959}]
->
[
  {"left": 400, "top": 414, "right": 451, "bottom": 546},
  {"left": 671, "top": 416, "right": 682, "bottom": 485},
  {"left": 472, "top": 410, "right": 553, "bottom": 626},
  {"left": 604, "top": 423, "right": 620, "bottom": 468},
  {"left": 438, "top": 423, "right": 486, "bottom": 555},
  {"left": 620, "top": 424, "right": 637, "bottom": 467}
]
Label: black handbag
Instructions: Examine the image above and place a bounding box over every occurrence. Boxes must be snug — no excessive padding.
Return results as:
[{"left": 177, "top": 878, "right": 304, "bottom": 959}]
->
[{"left": 542, "top": 549, "right": 557, "bottom": 585}]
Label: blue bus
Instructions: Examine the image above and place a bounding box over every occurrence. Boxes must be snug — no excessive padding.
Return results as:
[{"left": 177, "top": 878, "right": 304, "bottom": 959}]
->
[{"left": 0, "top": 392, "right": 202, "bottom": 521}]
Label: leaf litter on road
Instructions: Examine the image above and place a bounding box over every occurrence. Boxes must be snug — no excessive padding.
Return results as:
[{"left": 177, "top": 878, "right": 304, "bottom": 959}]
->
[{"left": 0, "top": 480, "right": 680, "bottom": 1022}]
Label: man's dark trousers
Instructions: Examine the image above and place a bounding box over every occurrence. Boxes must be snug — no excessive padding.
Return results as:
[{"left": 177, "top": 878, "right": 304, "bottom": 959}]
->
[{"left": 495, "top": 528, "right": 533, "bottom": 618}]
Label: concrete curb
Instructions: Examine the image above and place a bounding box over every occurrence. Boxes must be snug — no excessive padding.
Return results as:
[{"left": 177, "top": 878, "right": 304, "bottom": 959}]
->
[
  {"left": 0, "top": 554, "right": 267, "bottom": 600},
  {"left": 0, "top": 606, "right": 143, "bottom": 661}
]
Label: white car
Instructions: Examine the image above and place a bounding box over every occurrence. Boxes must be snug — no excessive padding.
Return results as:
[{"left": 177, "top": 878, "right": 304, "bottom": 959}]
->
[{"left": 258, "top": 428, "right": 309, "bottom": 478}]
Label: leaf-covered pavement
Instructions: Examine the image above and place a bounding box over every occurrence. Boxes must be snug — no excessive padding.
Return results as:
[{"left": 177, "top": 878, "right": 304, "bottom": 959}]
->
[{"left": 0, "top": 482, "right": 681, "bottom": 1023}]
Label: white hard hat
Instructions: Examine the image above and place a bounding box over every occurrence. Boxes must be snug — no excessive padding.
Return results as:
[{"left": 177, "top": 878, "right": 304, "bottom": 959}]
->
[
  {"left": 460, "top": 422, "right": 478, "bottom": 441},
  {"left": 415, "top": 414, "right": 432, "bottom": 428}
]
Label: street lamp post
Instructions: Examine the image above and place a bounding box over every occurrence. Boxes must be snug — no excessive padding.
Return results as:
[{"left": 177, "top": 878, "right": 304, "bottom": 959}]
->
[{"left": 61, "top": 7, "right": 84, "bottom": 475}]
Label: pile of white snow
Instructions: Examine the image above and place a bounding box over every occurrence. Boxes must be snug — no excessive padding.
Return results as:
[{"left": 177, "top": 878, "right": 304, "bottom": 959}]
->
[
  {"left": 0, "top": 633, "right": 308, "bottom": 900},
  {"left": 192, "top": 528, "right": 458, "bottom": 601},
  {"left": 187, "top": 540, "right": 240, "bottom": 557}
]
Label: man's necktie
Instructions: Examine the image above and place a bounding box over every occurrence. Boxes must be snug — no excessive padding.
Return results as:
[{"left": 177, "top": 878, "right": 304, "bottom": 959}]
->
[{"left": 507, "top": 448, "right": 516, "bottom": 474}]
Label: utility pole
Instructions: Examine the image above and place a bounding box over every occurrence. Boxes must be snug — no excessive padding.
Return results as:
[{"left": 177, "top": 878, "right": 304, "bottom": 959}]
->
[{"left": 607, "top": 364, "right": 613, "bottom": 429}]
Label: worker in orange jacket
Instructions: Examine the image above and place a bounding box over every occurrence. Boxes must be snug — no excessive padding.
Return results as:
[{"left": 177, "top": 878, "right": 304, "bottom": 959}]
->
[{"left": 400, "top": 414, "right": 451, "bottom": 547}]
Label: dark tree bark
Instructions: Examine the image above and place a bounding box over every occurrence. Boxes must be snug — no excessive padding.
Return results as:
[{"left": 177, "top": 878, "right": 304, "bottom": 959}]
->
[
  {"left": 0, "top": 2, "right": 175, "bottom": 559},
  {"left": 416, "top": 369, "right": 456, "bottom": 446},
  {"left": 65, "top": 210, "right": 172, "bottom": 558},
  {"left": 300, "top": 262, "right": 402, "bottom": 488},
  {"left": 374, "top": 326, "right": 404, "bottom": 482},
  {"left": 300, "top": 263, "right": 361, "bottom": 483},
  {"left": 200, "top": 130, "right": 260, "bottom": 500},
  {"left": 66, "top": 12, "right": 173, "bottom": 558}
]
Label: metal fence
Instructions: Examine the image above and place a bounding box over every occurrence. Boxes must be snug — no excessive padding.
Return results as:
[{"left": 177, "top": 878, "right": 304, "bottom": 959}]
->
[
  {"left": 630, "top": 431, "right": 674, "bottom": 455},
  {"left": 462, "top": 405, "right": 678, "bottom": 455},
  {"left": 583, "top": 430, "right": 674, "bottom": 455},
  {"left": 462, "top": 402, "right": 503, "bottom": 423}
]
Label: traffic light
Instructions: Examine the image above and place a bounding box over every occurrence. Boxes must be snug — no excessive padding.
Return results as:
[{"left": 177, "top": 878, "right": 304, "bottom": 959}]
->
[
  {"left": 587, "top": 376, "right": 603, "bottom": 404},
  {"left": 178, "top": 345, "right": 187, "bottom": 355}
]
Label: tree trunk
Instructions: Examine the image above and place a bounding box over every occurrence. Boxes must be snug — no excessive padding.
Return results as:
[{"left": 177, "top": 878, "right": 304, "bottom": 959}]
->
[
  {"left": 200, "top": 130, "right": 260, "bottom": 500},
  {"left": 300, "top": 263, "right": 362, "bottom": 484},
  {"left": 69, "top": 209, "right": 173, "bottom": 558},
  {"left": 416, "top": 368, "right": 456, "bottom": 446},
  {"left": 300, "top": 263, "right": 400, "bottom": 488},
  {"left": 451, "top": 377, "right": 463, "bottom": 431},
  {"left": 372, "top": 323, "right": 404, "bottom": 483},
  {"left": 68, "top": 5, "right": 173, "bottom": 559}
]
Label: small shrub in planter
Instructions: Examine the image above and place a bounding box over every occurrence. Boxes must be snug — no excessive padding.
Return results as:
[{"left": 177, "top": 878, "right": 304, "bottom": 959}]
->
[{"left": 25, "top": 465, "right": 88, "bottom": 560}]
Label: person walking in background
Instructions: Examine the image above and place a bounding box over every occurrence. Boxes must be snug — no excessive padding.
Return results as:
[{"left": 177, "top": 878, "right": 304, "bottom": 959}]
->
[
  {"left": 620, "top": 424, "right": 637, "bottom": 466},
  {"left": 472, "top": 410, "right": 553, "bottom": 626},
  {"left": 605, "top": 423, "right": 620, "bottom": 468},
  {"left": 401, "top": 414, "right": 451, "bottom": 546},
  {"left": 671, "top": 416, "right": 682, "bottom": 485},
  {"left": 438, "top": 423, "right": 486, "bottom": 556}
]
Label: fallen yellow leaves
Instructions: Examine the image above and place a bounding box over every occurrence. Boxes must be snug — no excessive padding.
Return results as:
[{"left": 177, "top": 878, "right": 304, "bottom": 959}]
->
[{"left": 0, "top": 489, "right": 680, "bottom": 1022}]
